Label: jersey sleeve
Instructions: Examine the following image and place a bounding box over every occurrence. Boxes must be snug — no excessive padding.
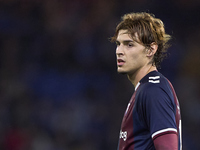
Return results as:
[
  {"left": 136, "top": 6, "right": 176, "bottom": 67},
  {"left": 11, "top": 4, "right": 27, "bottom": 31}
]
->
[{"left": 136, "top": 83, "right": 178, "bottom": 140}]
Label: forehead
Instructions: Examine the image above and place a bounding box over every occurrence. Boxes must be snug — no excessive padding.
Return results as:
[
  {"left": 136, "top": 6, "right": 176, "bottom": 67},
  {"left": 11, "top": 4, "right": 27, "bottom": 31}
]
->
[
  {"left": 117, "top": 29, "right": 138, "bottom": 41},
  {"left": 117, "top": 30, "right": 130, "bottom": 39}
]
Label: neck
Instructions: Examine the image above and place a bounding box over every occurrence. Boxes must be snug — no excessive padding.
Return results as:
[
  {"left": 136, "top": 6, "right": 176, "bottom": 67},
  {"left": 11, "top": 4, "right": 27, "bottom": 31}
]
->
[{"left": 127, "top": 65, "right": 157, "bottom": 87}]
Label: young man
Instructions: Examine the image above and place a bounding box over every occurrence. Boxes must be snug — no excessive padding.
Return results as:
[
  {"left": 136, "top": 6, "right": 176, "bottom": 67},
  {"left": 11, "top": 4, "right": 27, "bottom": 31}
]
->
[{"left": 111, "top": 12, "right": 182, "bottom": 150}]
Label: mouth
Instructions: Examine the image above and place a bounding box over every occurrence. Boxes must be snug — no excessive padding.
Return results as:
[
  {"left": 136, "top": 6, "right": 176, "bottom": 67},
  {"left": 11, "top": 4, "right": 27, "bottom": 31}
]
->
[{"left": 117, "top": 59, "right": 125, "bottom": 66}]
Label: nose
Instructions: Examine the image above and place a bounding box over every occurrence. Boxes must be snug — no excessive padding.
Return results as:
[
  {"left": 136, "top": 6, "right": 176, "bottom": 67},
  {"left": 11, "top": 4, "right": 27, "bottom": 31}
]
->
[{"left": 116, "top": 45, "right": 124, "bottom": 56}]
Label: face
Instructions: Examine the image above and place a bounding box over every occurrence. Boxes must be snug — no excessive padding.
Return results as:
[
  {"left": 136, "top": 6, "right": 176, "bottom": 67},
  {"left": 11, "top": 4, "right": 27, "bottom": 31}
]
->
[{"left": 115, "top": 30, "right": 148, "bottom": 75}]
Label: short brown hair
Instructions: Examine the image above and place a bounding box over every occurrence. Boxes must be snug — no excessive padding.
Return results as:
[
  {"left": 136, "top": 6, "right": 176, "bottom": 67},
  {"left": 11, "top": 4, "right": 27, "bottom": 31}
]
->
[{"left": 111, "top": 12, "right": 171, "bottom": 68}]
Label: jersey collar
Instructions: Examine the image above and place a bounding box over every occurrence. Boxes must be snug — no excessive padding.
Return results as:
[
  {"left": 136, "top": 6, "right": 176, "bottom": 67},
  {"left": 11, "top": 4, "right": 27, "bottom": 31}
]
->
[{"left": 135, "top": 82, "right": 140, "bottom": 91}]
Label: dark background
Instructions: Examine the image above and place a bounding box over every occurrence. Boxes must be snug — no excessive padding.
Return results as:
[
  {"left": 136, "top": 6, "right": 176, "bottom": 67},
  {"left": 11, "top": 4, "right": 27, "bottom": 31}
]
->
[{"left": 0, "top": 0, "right": 200, "bottom": 149}]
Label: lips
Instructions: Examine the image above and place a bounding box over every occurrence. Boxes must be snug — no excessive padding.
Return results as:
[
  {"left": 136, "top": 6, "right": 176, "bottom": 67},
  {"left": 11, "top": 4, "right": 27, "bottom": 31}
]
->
[{"left": 117, "top": 59, "right": 125, "bottom": 66}]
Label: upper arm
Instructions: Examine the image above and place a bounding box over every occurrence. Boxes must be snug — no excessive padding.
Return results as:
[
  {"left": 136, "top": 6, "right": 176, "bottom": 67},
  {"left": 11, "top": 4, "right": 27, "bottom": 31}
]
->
[
  {"left": 137, "top": 84, "right": 178, "bottom": 139},
  {"left": 154, "top": 133, "right": 178, "bottom": 150}
]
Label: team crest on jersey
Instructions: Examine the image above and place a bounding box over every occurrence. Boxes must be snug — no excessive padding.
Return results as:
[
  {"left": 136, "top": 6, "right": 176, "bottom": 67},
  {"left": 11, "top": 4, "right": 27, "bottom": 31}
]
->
[{"left": 149, "top": 76, "right": 160, "bottom": 83}]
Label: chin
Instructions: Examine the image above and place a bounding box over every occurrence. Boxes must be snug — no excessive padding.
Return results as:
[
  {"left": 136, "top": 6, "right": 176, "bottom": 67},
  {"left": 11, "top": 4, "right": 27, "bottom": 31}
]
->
[{"left": 117, "top": 69, "right": 128, "bottom": 75}]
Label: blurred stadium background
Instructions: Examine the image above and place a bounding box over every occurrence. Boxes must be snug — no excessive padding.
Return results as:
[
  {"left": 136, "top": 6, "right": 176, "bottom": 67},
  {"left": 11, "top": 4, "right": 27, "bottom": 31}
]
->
[{"left": 0, "top": 0, "right": 200, "bottom": 149}]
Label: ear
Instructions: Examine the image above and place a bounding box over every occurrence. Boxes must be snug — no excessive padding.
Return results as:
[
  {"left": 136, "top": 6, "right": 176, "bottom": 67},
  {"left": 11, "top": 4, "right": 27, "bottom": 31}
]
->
[{"left": 146, "top": 42, "right": 158, "bottom": 57}]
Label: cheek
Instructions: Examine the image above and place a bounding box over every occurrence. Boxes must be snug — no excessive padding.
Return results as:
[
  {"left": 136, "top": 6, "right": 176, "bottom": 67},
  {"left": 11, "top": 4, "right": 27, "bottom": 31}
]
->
[
  {"left": 129, "top": 53, "right": 140, "bottom": 63},
  {"left": 129, "top": 53, "right": 145, "bottom": 66}
]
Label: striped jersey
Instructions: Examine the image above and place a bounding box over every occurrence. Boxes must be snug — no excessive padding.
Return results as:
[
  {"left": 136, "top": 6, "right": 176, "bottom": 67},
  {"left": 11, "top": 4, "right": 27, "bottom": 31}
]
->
[{"left": 118, "top": 71, "right": 182, "bottom": 150}]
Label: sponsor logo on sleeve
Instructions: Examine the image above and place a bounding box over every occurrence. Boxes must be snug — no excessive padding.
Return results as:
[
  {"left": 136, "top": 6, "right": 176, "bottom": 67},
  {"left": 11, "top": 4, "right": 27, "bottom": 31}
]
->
[{"left": 119, "top": 130, "right": 127, "bottom": 141}]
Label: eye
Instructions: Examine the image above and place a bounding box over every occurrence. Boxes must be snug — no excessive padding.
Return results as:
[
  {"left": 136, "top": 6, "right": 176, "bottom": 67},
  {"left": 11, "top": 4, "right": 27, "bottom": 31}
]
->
[
  {"left": 115, "top": 41, "right": 120, "bottom": 47},
  {"left": 127, "top": 43, "right": 134, "bottom": 47}
]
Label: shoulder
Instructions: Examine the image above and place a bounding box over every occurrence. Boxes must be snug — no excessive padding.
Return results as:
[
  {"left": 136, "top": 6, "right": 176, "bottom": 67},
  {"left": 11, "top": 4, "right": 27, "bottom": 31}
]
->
[
  {"left": 136, "top": 71, "right": 173, "bottom": 104},
  {"left": 138, "top": 71, "right": 170, "bottom": 93},
  {"left": 138, "top": 75, "right": 166, "bottom": 94},
  {"left": 136, "top": 82, "right": 163, "bottom": 103}
]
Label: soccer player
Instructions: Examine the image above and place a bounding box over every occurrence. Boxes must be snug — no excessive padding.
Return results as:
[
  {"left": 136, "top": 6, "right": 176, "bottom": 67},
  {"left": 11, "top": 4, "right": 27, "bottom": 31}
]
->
[{"left": 111, "top": 12, "right": 182, "bottom": 150}]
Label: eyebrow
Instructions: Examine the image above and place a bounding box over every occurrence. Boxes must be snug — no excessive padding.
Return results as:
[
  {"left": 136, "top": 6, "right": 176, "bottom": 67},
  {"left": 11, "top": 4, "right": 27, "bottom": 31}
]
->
[{"left": 116, "top": 40, "right": 135, "bottom": 44}]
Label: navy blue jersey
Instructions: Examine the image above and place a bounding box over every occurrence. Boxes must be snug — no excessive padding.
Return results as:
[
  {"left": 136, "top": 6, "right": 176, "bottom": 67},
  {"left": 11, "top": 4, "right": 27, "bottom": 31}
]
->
[{"left": 118, "top": 71, "right": 182, "bottom": 150}]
